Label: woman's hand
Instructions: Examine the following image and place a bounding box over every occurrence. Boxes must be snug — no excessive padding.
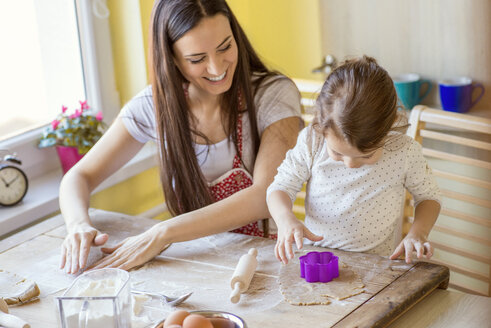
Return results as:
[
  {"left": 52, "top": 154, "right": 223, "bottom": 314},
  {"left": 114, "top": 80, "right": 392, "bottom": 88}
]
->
[
  {"left": 88, "top": 225, "right": 168, "bottom": 271},
  {"left": 275, "top": 214, "right": 323, "bottom": 264},
  {"left": 389, "top": 231, "right": 433, "bottom": 264},
  {"left": 60, "top": 224, "right": 108, "bottom": 274}
]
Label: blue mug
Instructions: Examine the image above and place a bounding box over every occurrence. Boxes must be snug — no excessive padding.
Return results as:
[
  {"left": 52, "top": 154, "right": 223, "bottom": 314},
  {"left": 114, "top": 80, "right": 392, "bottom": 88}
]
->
[
  {"left": 393, "top": 73, "right": 432, "bottom": 110},
  {"left": 439, "top": 77, "right": 485, "bottom": 113}
]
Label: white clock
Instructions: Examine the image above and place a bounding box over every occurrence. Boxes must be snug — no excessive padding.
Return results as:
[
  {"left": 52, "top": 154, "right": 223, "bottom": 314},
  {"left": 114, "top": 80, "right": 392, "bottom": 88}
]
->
[{"left": 0, "top": 156, "right": 28, "bottom": 206}]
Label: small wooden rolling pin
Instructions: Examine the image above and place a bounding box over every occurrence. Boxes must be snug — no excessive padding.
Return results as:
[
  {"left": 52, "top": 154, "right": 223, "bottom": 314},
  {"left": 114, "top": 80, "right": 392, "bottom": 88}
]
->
[
  {"left": 229, "top": 248, "right": 258, "bottom": 304},
  {"left": 0, "top": 298, "right": 30, "bottom": 328}
]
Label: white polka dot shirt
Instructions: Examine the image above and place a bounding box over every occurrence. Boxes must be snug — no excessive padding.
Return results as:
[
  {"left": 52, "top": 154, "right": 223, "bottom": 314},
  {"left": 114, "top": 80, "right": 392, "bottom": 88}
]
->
[{"left": 267, "top": 126, "right": 441, "bottom": 254}]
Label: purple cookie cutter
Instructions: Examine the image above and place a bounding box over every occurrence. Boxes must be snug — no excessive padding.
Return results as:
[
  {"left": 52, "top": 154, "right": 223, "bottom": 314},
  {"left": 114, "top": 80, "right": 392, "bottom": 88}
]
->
[{"left": 300, "top": 251, "right": 339, "bottom": 283}]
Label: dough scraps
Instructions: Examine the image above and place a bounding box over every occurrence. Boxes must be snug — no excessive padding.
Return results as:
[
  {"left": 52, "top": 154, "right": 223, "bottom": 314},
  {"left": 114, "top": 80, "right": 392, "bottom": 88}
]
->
[
  {"left": 278, "top": 260, "right": 364, "bottom": 306},
  {"left": 0, "top": 269, "right": 40, "bottom": 305}
]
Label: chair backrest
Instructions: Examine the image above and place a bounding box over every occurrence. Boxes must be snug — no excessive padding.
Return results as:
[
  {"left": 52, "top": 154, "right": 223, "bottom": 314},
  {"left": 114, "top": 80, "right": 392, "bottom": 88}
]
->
[
  {"left": 291, "top": 79, "right": 323, "bottom": 217},
  {"left": 293, "top": 78, "right": 321, "bottom": 122},
  {"left": 406, "top": 105, "right": 491, "bottom": 296}
]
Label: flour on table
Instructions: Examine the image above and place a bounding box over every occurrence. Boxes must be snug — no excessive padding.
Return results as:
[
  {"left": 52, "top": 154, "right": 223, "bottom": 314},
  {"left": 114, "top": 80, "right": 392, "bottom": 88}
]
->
[
  {"left": 278, "top": 258, "right": 365, "bottom": 306},
  {"left": 129, "top": 256, "right": 283, "bottom": 319}
]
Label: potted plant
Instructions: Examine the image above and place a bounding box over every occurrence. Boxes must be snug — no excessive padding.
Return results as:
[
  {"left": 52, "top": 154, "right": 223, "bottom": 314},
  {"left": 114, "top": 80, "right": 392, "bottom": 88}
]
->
[{"left": 38, "top": 101, "right": 106, "bottom": 173}]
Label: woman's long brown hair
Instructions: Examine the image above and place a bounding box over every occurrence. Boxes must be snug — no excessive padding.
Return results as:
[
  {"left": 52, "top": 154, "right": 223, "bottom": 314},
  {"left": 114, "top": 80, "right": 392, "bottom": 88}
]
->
[
  {"left": 149, "top": 0, "right": 275, "bottom": 216},
  {"left": 313, "top": 56, "right": 408, "bottom": 152}
]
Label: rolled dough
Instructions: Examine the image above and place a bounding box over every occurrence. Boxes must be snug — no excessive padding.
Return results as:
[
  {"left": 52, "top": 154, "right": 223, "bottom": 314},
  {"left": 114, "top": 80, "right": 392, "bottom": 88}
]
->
[
  {"left": 278, "top": 258, "right": 364, "bottom": 306},
  {"left": 0, "top": 270, "right": 40, "bottom": 305}
]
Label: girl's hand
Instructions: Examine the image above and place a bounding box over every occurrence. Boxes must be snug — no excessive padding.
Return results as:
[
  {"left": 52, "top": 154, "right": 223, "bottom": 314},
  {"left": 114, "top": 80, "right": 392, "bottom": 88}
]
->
[
  {"left": 275, "top": 214, "right": 323, "bottom": 264},
  {"left": 60, "top": 224, "right": 108, "bottom": 274},
  {"left": 88, "top": 225, "right": 168, "bottom": 271},
  {"left": 389, "top": 232, "right": 433, "bottom": 264}
]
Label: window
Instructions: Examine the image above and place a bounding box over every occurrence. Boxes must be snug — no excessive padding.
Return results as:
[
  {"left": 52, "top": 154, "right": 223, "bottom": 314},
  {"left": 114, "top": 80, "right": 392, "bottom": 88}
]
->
[
  {"left": 0, "top": 0, "right": 86, "bottom": 142},
  {"left": 0, "top": 0, "right": 120, "bottom": 235},
  {"left": 0, "top": 0, "right": 119, "bottom": 179}
]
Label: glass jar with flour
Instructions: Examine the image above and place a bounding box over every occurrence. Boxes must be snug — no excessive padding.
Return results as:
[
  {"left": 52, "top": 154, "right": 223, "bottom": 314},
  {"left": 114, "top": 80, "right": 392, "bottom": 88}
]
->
[{"left": 56, "top": 268, "right": 132, "bottom": 328}]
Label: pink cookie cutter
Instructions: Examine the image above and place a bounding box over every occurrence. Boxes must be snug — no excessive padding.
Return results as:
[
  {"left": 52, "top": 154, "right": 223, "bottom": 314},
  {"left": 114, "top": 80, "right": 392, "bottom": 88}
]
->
[{"left": 300, "top": 251, "right": 339, "bottom": 283}]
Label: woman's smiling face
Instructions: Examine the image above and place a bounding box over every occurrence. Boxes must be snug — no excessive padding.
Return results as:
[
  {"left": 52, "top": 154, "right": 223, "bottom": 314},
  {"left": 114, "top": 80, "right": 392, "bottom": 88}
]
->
[{"left": 172, "top": 14, "right": 238, "bottom": 96}]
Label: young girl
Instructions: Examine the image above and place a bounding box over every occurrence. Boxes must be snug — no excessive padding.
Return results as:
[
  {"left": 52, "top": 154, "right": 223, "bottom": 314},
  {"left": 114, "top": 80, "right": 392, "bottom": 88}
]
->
[{"left": 267, "top": 56, "right": 441, "bottom": 264}]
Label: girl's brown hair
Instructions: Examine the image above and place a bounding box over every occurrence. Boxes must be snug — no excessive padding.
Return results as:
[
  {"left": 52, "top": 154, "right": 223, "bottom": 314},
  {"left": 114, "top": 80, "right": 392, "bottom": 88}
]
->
[
  {"left": 149, "top": 0, "right": 275, "bottom": 215},
  {"left": 312, "top": 55, "right": 408, "bottom": 152}
]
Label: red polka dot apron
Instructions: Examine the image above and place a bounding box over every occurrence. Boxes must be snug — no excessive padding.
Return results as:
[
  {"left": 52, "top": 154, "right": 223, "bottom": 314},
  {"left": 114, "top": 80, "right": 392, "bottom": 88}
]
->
[{"left": 208, "top": 115, "right": 276, "bottom": 239}]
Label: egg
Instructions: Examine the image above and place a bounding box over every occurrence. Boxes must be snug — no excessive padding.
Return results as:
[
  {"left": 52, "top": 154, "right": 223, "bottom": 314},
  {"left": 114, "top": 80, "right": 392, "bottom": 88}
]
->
[
  {"left": 164, "top": 310, "right": 190, "bottom": 327},
  {"left": 209, "top": 317, "right": 236, "bottom": 328},
  {"left": 182, "top": 314, "right": 214, "bottom": 328}
]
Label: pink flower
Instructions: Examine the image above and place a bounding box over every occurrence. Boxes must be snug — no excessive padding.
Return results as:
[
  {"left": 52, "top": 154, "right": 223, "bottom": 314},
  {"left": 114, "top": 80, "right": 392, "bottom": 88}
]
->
[
  {"left": 69, "top": 109, "right": 82, "bottom": 119},
  {"left": 95, "top": 111, "right": 103, "bottom": 121},
  {"left": 51, "top": 120, "right": 60, "bottom": 130},
  {"left": 61, "top": 105, "right": 68, "bottom": 113},
  {"left": 79, "top": 100, "right": 90, "bottom": 111}
]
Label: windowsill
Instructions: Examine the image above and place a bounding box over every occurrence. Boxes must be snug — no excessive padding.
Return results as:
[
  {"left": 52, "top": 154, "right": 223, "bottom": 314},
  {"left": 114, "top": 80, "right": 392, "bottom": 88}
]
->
[{"left": 0, "top": 143, "right": 159, "bottom": 237}]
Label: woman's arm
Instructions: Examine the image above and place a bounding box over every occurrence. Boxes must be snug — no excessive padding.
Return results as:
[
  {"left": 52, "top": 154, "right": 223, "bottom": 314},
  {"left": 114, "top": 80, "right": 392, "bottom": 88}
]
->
[
  {"left": 89, "top": 116, "right": 302, "bottom": 271},
  {"left": 168, "top": 116, "right": 302, "bottom": 238},
  {"left": 60, "top": 118, "right": 145, "bottom": 273}
]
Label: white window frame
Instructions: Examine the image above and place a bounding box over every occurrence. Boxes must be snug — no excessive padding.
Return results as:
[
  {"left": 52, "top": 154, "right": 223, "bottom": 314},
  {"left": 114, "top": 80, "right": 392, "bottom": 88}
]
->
[
  {"left": 0, "top": 0, "right": 120, "bottom": 180},
  {"left": 0, "top": 0, "right": 137, "bottom": 236}
]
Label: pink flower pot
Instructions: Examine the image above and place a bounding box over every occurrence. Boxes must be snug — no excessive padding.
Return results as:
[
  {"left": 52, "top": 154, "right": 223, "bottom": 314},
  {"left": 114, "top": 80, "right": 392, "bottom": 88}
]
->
[{"left": 56, "top": 146, "right": 84, "bottom": 174}]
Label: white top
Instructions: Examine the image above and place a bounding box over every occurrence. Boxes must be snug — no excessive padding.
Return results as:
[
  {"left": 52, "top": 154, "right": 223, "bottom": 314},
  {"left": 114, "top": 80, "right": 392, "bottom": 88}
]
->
[
  {"left": 194, "top": 137, "right": 235, "bottom": 182},
  {"left": 120, "top": 75, "right": 302, "bottom": 181},
  {"left": 267, "top": 126, "right": 441, "bottom": 255}
]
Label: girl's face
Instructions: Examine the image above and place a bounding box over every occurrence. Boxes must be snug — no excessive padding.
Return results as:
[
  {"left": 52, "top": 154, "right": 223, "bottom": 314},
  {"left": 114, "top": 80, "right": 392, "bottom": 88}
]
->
[
  {"left": 172, "top": 14, "right": 238, "bottom": 97},
  {"left": 325, "top": 130, "right": 383, "bottom": 168}
]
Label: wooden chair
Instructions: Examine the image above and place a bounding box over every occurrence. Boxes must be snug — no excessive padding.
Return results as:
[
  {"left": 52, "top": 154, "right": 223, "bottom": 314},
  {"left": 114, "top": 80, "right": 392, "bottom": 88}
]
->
[
  {"left": 406, "top": 105, "right": 491, "bottom": 296},
  {"left": 293, "top": 79, "right": 491, "bottom": 296}
]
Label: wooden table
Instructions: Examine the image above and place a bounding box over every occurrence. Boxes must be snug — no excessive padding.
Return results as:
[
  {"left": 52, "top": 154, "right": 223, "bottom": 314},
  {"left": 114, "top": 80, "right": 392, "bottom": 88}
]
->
[{"left": 0, "top": 209, "right": 489, "bottom": 328}]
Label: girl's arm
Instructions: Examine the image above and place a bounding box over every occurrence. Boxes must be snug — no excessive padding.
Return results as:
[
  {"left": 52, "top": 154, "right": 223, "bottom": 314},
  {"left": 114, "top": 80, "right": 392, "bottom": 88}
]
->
[
  {"left": 59, "top": 118, "right": 145, "bottom": 274},
  {"left": 390, "top": 199, "right": 441, "bottom": 263},
  {"left": 266, "top": 126, "right": 324, "bottom": 264},
  {"left": 89, "top": 116, "right": 303, "bottom": 271},
  {"left": 390, "top": 139, "right": 442, "bottom": 263}
]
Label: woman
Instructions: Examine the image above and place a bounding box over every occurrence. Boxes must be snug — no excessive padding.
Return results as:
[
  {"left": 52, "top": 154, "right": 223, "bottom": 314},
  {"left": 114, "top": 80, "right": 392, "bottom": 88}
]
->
[{"left": 59, "top": 0, "right": 302, "bottom": 274}]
